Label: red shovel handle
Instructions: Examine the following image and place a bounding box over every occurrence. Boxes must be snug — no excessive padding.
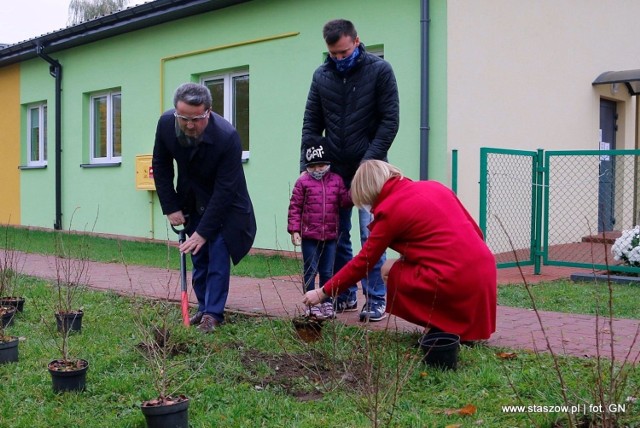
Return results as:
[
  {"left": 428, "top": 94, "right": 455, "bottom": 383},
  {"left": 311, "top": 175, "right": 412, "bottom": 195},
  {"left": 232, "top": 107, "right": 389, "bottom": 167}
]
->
[
  {"left": 181, "top": 291, "right": 190, "bottom": 327},
  {"left": 172, "top": 217, "right": 190, "bottom": 327}
]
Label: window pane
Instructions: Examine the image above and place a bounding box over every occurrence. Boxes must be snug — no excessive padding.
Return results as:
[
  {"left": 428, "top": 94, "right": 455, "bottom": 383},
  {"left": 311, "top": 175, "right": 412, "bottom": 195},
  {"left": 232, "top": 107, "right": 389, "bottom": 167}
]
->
[
  {"left": 112, "top": 93, "right": 121, "bottom": 157},
  {"left": 93, "top": 96, "right": 107, "bottom": 158},
  {"left": 29, "top": 107, "right": 40, "bottom": 162},
  {"left": 233, "top": 75, "right": 250, "bottom": 152},
  {"left": 43, "top": 105, "right": 47, "bottom": 161},
  {"left": 205, "top": 79, "right": 225, "bottom": 117}
]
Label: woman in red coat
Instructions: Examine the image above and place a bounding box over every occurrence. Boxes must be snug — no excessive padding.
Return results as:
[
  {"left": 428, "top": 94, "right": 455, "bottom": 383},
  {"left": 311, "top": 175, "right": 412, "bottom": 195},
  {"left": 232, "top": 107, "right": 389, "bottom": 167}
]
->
[{"left": 303, "top": 160, "right": 496, "bottom": 341}]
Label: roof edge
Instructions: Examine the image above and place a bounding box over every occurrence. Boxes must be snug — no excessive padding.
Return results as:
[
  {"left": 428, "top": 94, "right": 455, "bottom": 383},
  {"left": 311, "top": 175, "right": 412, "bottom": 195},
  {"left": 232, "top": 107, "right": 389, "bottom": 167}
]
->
[{"left": 0, "top": 0, "right": 251, "bottom": 67}]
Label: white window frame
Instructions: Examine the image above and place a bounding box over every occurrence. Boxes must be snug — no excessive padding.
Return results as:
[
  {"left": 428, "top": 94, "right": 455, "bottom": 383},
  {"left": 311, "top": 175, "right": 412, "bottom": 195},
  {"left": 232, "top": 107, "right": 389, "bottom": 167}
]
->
[
  {"left": 201, "top": 71, "right": 250, "bottom": 160},
  {"left": 90, "top": 91, "right": 121, "bottom": 164},
  {"left": 27, "top": 103, "right": 47, "bottom": 167}
]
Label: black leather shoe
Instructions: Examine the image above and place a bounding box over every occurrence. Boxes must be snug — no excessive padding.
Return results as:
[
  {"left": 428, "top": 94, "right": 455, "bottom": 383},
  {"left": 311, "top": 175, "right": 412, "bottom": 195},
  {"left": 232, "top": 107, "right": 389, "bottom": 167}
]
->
[{"left": 189, "top": 311, "right": 204, "bottom": 326}]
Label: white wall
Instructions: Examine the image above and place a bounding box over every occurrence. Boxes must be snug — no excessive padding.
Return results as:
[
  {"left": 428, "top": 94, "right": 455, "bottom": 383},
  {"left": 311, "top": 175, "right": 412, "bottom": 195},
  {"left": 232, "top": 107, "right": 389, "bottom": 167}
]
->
[{"left": 447, "top": 0, "right": 640, "bottom": 220}]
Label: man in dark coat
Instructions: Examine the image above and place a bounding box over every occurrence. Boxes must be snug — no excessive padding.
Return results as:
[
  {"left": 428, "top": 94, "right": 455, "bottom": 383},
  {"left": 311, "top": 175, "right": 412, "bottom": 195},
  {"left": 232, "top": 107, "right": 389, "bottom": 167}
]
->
[
  {"left": 153, "top": 82, "right": 257, "bottom": 333},
  {"left": 300, "top": 19, "right": 399, "bottom": 322}
]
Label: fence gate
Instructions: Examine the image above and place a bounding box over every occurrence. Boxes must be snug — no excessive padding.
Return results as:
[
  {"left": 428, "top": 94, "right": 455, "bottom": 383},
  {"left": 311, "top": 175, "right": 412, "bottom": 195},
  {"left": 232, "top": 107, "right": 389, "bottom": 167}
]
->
[{"left": 479, "top": 148, "right": 640, "bottom": 275}]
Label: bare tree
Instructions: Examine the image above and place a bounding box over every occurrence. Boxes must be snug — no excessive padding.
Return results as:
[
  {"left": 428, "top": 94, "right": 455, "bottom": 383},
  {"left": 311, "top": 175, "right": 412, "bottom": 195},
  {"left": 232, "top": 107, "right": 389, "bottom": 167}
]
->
[{"left": 68, "top": 0, "right": 130, "bottom": 25}]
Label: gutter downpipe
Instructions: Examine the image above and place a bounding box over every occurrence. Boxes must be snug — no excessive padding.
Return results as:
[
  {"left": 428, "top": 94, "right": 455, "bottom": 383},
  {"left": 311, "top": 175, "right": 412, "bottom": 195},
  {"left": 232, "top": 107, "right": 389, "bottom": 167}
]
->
[
  {"left": 36, "top": 44, "right": 63, "bottom": 230},
  {"left": 420, "top": 0, "right": 430, "bottom": 180}
]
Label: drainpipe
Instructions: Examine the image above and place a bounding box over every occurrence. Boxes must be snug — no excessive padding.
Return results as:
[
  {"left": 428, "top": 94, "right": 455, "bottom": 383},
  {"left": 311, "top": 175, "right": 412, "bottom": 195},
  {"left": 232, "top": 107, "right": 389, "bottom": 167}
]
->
[
  {"left": 36, "top": 44, "right": 63, "bottom": 230},
  {"left": 420, "top": 0, "right": 430, "bottom": 180}
]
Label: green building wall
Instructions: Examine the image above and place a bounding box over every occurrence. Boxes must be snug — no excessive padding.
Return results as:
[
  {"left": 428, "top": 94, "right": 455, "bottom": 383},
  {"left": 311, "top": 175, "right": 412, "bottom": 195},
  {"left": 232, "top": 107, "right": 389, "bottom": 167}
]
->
[{"left": 16, "top": 0, "right": 447, "bottom": 252}]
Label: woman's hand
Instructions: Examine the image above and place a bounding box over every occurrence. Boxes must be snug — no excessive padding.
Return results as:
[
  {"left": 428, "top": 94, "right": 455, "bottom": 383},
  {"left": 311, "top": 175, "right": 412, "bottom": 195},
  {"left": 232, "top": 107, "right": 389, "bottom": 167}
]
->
[{"left": 302, "top": 288, "right": 327, "bottom": 306}]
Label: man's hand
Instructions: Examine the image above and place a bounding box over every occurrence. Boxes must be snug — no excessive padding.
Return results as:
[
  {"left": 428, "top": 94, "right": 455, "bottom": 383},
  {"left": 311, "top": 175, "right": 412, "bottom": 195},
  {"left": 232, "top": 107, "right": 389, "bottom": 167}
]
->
[
  {"left": 180, "top": 231, "right": 207, "bottom": 255},
  {"left": 291, "top": 232, "right": 302, "bottom": 246},
  {"left": 167, "top": 211, "right": 186, "bottom": 226},
  {"left": 302, "top": 288, "right": 327, "bottom": 306}
]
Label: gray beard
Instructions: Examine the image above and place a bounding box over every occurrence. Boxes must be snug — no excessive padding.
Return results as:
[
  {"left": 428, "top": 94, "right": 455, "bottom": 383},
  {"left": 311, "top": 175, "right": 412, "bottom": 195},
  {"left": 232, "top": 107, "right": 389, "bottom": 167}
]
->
[{"left": 175, "top": 120, "right": 202, "bottom": 148}]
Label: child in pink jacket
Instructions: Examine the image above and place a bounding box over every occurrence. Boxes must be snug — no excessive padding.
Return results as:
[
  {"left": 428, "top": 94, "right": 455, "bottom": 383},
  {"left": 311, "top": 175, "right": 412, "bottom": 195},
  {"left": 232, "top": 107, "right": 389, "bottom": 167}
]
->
[{"left": 288, "top": 138, "right": 351, "bottom": 319}]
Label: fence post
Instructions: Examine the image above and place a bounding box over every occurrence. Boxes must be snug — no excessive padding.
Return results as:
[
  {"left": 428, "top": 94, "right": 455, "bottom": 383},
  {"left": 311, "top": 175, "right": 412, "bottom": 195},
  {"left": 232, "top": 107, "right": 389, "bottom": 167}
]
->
[
  {"left": 478, "top": 148, "right": 488, "bottom": 237},
  {"left": 533, "top": 149, "right": 545, "bottom": 274},
  {"left": 451, "top": 149, "right": 458, "bottom": 194}
]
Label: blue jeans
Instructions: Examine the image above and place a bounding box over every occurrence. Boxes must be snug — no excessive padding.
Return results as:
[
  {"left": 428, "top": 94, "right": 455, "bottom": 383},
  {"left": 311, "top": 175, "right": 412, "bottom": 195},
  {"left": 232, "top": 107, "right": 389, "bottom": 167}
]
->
[
  {"left": 301, "top": 239, "right": 336, "bottom": 300},
  {"left": 334, "top": 207, "right": 386, "bottom": 305},
  {"left": 191, "top": 234, "right": 230, "bottom": 323}
]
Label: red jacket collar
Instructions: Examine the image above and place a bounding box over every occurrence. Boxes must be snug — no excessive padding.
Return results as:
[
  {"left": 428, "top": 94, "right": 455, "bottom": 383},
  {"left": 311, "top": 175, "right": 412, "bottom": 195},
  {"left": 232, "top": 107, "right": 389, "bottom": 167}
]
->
[{"left": 373, "top": 176, "right": 411, "bottom": 211}]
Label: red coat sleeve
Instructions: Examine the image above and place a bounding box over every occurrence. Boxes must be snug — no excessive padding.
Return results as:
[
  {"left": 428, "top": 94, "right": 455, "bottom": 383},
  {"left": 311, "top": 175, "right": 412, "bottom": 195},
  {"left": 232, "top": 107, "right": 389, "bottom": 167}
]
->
[{"left": 323, "top": 211, "right": 393, "bottom": 297}]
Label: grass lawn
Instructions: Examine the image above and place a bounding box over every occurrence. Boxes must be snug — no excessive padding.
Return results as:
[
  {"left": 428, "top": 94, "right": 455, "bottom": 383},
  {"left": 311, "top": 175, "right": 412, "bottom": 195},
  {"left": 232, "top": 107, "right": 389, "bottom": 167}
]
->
[
  {"left": 1, "top": 225, "right": 639, "bottom": 426},
  {"left": 0, "top": 277, "right": 638, "bottom": 427},
  {"left": 498, "top": 279, "right": 640, "bottom": 319}
]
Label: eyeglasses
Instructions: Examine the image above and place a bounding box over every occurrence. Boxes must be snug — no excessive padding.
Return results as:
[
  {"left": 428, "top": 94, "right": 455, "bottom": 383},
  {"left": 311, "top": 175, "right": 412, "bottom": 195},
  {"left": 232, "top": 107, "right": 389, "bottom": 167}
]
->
[{"left": 173, "top": 110, "right": 210, "bottom": 124}]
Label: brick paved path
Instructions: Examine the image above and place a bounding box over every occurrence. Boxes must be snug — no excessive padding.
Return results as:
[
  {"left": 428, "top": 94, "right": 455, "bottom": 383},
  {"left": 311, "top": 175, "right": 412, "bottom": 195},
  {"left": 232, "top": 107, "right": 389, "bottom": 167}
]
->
[{"left": 5, "top": 250, "right": 639, "bottom": 362}]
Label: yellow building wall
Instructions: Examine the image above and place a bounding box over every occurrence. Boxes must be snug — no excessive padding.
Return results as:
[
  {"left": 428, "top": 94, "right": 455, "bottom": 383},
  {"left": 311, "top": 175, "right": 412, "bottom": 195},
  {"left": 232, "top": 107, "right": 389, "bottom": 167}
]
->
[{"left": 0, "top": 64, "right": 20, "bottom": 224}]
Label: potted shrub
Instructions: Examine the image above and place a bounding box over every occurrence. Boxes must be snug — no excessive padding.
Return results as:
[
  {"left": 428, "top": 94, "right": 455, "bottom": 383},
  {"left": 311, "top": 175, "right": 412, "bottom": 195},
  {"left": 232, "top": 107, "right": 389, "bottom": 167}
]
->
[
  {"left": 135, "top": 297, "right": 194, "bottom": 428},
  {"left": 44, "top": 223, "right": 91, "bottom": 393},
  {"left": 47, "top": 355, "right": 89, "bottom": 393},
  {"left": 0, "top": 224, "right": 24, "bottom": 364},
  {"left": 51, "top": 229, "right": 89, "bottom": 334},
  {"left": 0, "top": 304, "right": 18, "bottom": 364},
  {"left": 39, "top": 264, "right": 88, "bottom": 393},
  {"left": 0, "top": 224, "right": 26, "bottom": 313},
  {"left": 117, "top": 230, "right": 213, "bottom": 427}
]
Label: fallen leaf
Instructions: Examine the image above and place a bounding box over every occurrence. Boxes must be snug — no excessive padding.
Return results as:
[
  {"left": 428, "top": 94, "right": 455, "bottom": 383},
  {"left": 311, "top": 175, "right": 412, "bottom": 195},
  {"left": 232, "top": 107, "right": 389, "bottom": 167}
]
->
[
  {"left": 458, "top": 404, "right": 477, "bottom": 416},
  {"left": 420, "top": 371, "right": 428, "bottom": 377},
  {"left": 445, "top": 425, "right": 462, "bottom": 428},
  {"left": 496, "top": 352, "right": 517, "bottom": 360},
  {"left": 443, "top": 404, "right": 477, "bottom": 416}
]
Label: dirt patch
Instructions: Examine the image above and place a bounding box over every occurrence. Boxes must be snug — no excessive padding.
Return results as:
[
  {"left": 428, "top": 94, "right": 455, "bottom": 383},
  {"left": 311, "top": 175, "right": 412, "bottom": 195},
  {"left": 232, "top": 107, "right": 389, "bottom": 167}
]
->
[
  {"left": 240, "top": 348, "right": 363, "bottom": 401},
  {"left": 135, "top": 327, "right": 190, "bottom": 357}
]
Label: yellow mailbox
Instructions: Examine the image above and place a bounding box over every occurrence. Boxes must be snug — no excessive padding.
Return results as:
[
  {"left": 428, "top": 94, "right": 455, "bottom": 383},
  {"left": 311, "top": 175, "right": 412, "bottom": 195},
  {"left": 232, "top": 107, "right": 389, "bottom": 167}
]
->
[{"left": 135, "top": 155, "right": 156, "bottom": 190}]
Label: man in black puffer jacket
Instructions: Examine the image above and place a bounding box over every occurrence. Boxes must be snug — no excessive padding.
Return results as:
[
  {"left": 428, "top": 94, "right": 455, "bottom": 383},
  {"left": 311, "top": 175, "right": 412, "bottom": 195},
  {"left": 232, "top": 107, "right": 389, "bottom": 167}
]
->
[{"left": 300, "top": 18, "right": 399, "bottom": 322}]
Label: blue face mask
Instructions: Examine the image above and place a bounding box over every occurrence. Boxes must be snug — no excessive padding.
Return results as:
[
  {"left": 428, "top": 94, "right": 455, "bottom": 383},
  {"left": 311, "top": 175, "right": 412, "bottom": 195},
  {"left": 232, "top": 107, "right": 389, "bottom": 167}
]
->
[{"left": 331, "top": 45, "right": 360, "bottom": 73}]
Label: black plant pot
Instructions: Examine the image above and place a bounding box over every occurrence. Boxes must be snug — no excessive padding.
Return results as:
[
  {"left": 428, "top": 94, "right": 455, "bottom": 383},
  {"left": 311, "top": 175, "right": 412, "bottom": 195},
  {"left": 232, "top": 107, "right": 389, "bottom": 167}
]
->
[
  {"left": 418, "top": 332, "right": 461, "bottom": 370},
  {"left": 0, "top": 336, "right": 19, "bottom": 364},
  {"left": 1, "top": 306, "right": 16, "bottom": 328},
  {"left": 55, "top": 310, "right": 84, "bottom": 334},
  {"left": 141, "top": 396, "right": 189, "bottom": 428},
  {"left": 0, "top": 296, "right": 25, "bottom": 312},
  {"left": 48, "top": 359, "right": 89, "bottom": 393}
]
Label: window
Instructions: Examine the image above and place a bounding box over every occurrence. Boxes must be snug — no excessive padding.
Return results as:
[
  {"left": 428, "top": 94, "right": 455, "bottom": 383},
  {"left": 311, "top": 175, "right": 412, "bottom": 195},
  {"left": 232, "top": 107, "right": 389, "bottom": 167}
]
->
[
  {"left": 202, "top": 72, "right": 249, "bottom": 160},
  {"left": 323, "top": 45, "right": 384, "bottom": 61},
  {"left": 27, "top": 104, "right": 47, "bottom": 166},
  {"left": 90, "top": 91, "right": 121, "bottom": 164},
  {"left": 368, "top": 46, "right": 384, "bottom": 59}
]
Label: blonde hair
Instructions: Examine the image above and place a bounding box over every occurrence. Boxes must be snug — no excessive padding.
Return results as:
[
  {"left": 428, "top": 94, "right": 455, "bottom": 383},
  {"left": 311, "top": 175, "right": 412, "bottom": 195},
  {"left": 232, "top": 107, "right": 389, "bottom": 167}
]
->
[{"left": 351, "top": 160, "right": 403, "bottom": 208}]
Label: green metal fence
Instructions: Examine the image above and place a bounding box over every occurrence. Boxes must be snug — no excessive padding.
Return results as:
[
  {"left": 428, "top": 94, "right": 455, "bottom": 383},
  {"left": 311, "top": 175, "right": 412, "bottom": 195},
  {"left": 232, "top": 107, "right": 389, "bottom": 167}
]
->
[{"left": 479, "top": 148, "right": 640, "bottom": 274}]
